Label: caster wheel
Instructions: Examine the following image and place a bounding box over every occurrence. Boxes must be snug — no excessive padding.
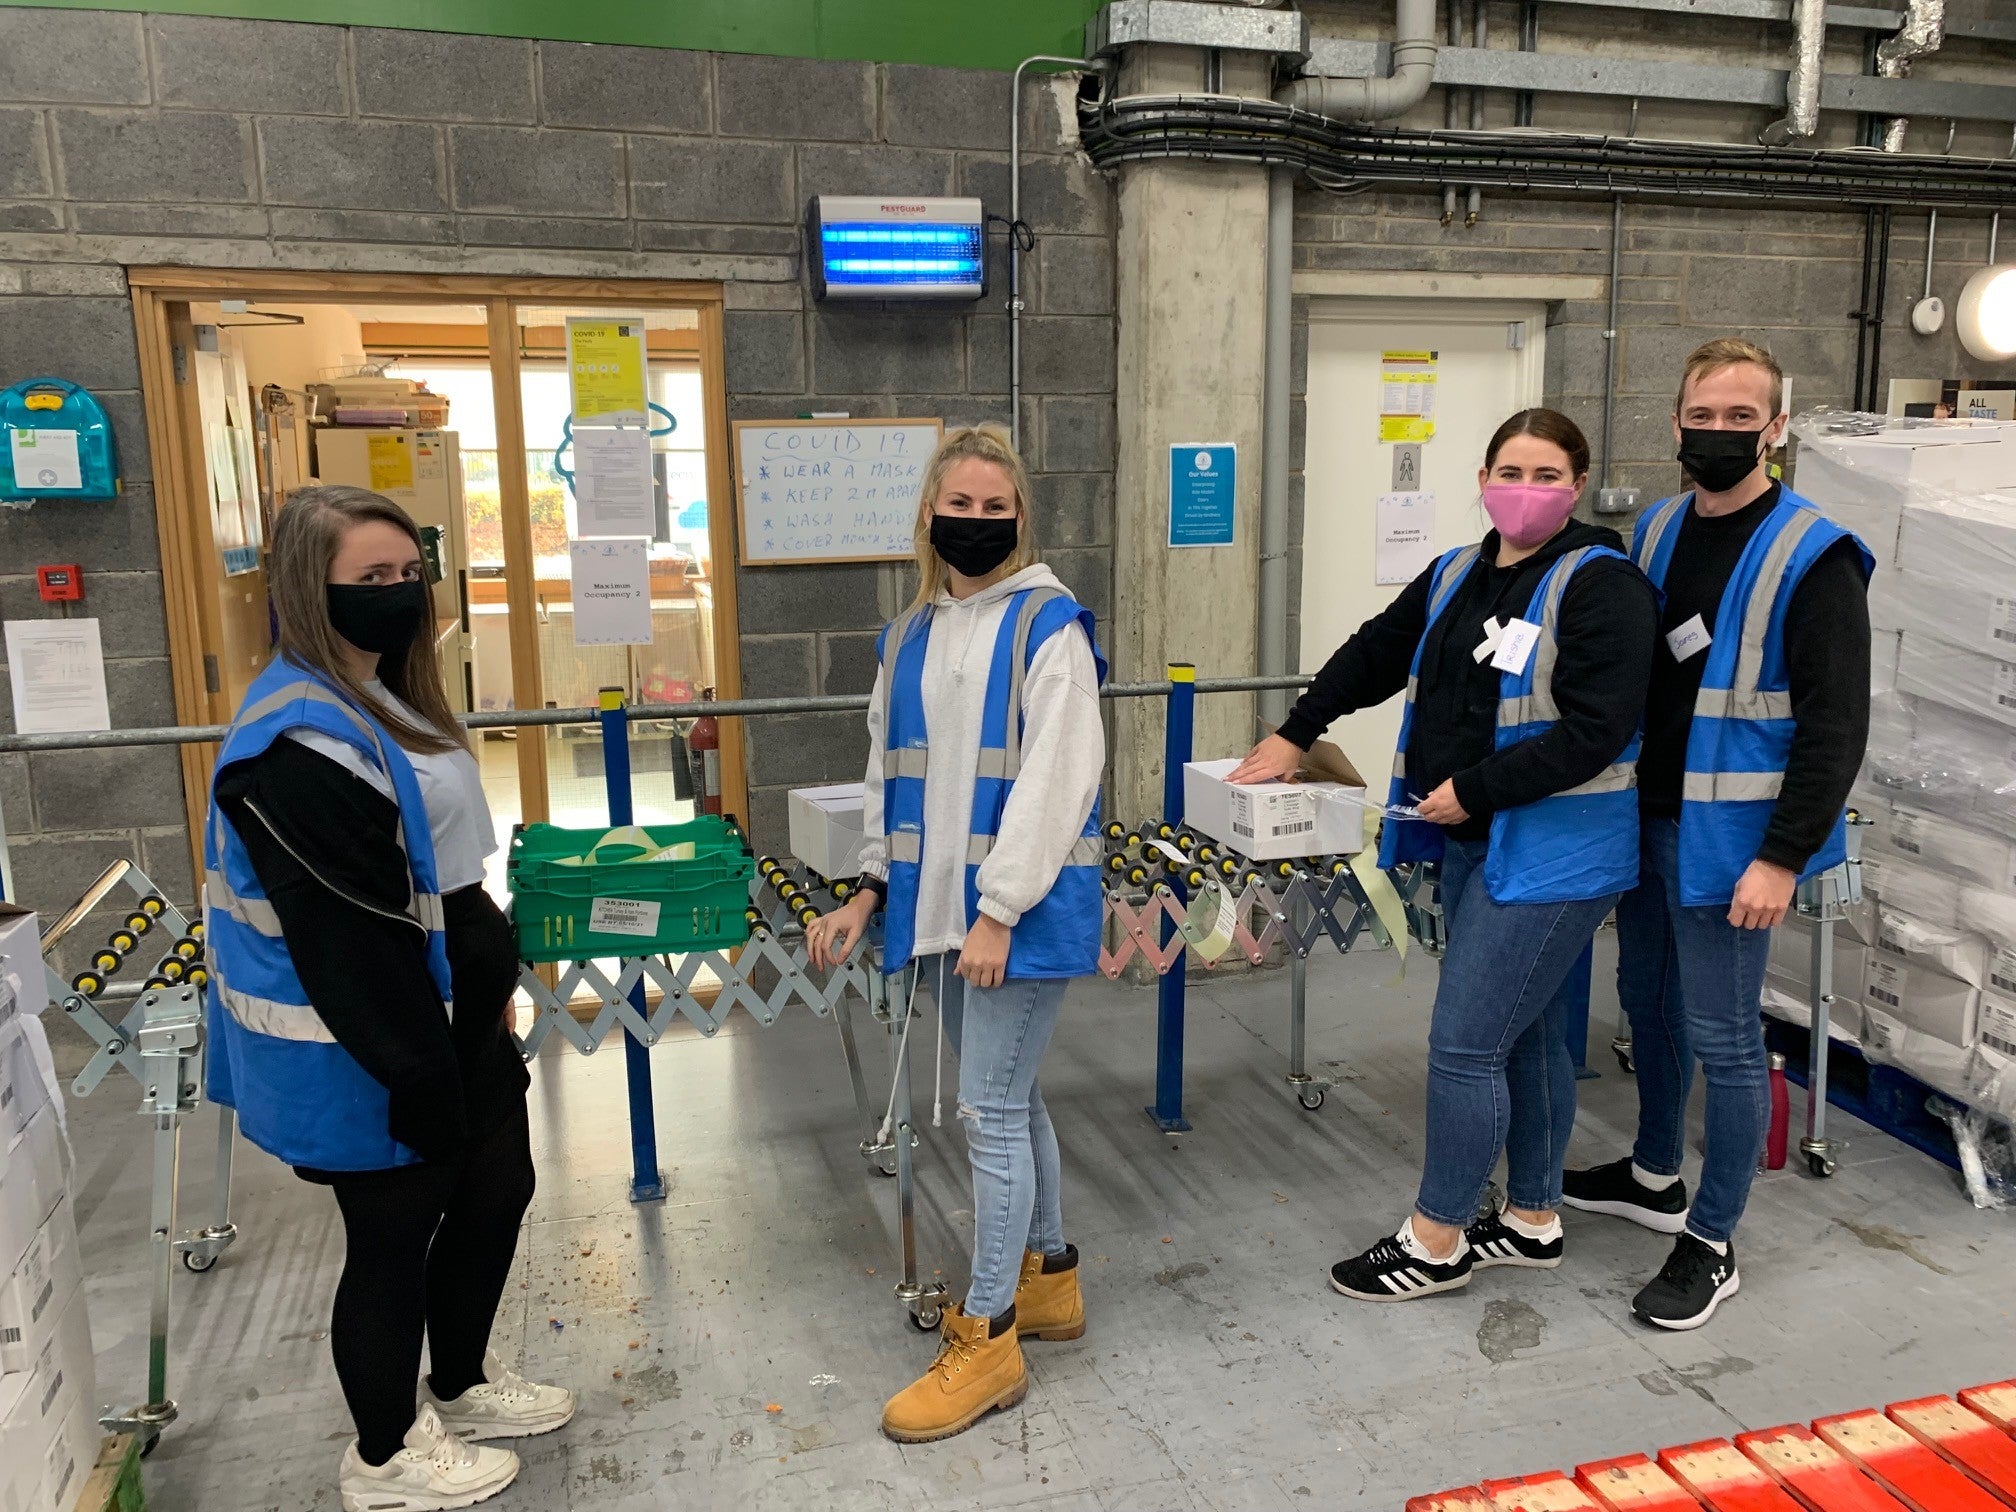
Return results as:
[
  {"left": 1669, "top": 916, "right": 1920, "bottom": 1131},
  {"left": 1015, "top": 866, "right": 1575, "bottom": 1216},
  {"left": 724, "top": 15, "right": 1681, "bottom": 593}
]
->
[
  {"left": 1296, "top": 1088, "right": 1326, "bottom": 1112},
  {"left": 182, "top": 1251, "right": 216, "bottom": 1274},
  {"left": 909, "top": 1305, "right": 942, "bottom": 1332},
  {"left": 140, "top": 1434, "right": 160, "bottom": 1460},
  {"left": 1806, "top": 1151, "right": 1836, "bottom": 1179},
  {"left": 1614, "top": 1048, "right": 1636, "bottom": 1074},
  {"left": 873, "top": 1161, "right": 897, "bottom": 1179}
]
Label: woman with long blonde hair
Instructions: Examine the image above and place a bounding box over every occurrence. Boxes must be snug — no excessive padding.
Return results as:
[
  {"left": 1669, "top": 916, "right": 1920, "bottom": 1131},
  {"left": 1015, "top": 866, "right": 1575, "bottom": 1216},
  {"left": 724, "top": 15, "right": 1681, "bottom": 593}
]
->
[
  {"left": 205, "top": 486, "right": 573, "bottom": 1512},
  {"left": 806, "top": 426, "right": 1107, "bottom": 1443}
]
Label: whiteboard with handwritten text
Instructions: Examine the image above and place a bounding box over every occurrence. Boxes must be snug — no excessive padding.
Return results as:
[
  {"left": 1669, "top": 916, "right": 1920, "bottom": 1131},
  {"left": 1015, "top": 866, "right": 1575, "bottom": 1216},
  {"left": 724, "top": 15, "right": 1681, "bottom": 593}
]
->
[{"left": 732, "top": 418, "right": 943, "bottom": 566}]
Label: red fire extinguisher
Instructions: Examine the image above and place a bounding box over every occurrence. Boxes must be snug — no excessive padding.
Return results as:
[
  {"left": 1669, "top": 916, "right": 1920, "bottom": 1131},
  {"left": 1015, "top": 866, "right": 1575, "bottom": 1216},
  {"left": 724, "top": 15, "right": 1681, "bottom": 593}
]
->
[{"left": 689, "top": 688, "right": 721, "bottom": 817}]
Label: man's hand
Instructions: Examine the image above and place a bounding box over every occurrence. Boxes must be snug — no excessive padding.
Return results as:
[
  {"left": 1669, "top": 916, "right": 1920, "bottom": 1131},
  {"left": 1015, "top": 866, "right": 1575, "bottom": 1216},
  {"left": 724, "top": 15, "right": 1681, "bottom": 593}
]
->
[
  {"left": 806, "top": 892, "right": 877, "bottom": 971},
  {"left": 1728, "top": 859, "right": 1796, "bottom": 930},
  {"left": 956, "top": 914, "right": 1012, "bottom": 989},
  {"left": 1228, "top": 733, "right": 1303, "bottom": 785},
  {"left": 1415, "top": 779, "right": 1469, "bottom": 827}
]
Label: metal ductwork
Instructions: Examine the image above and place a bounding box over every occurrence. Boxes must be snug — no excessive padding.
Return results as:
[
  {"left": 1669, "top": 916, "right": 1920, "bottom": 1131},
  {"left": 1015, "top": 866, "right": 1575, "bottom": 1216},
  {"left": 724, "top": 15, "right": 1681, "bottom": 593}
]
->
[
  {"left": 1877, "top": 0, "right": 1948, "bottom": 153},
  {"left": 1759, "top": 0, "right": 1825, "bottom": 145},
  {"left": 1276, "top": 0, "right": 1437, "bottom": 121}
]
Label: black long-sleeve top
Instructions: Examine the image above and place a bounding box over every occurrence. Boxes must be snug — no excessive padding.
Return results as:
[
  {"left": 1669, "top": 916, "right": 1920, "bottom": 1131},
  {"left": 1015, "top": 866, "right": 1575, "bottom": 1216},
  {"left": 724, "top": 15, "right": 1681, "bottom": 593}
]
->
[
  {"left": 214, "top": 738, "right": 528, "bottom": 1175},
  {"left": 1279, "top": 521, "right": 1661, "bottom": 841},
  {"left": 1633, "top": 481, "right": 1872, "bottom": 873}
]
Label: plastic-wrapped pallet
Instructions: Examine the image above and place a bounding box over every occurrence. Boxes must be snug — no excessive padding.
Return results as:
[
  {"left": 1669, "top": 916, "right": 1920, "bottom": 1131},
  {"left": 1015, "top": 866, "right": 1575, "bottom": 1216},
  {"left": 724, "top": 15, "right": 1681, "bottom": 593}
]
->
[{"left": 0, "top": 978, "right": 98, "bottom": 1512}]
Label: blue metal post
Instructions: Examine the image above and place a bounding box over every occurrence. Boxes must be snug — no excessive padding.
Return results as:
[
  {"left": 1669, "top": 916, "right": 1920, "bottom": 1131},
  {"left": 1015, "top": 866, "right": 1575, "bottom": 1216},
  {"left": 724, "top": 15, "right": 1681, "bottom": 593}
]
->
[
  {"left": 1147, "top": 663, "right": 1195, "bottom": 1133},
  {"left": 1566, "top": 940, "right": 1597, "bottom": 1080},
  {"left": 598, "top": 687, "right": 665, "bottom": 1202}
]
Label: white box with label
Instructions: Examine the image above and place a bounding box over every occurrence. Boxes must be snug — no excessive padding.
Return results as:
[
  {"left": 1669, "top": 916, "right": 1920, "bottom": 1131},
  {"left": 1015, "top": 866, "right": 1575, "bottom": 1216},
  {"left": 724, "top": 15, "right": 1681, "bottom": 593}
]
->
[
  {"left": 0, "top": 1108, "right": 65, "bottom": 1283},
  {"left": 1871, "top": 904, "right": 1990, "bottom": 988},
  {"left": 0, "top": 1018, "right": 48, "bottom": 1154},
  {"left": 32, "top": 1391, "right": 98, "bottom": 1512},
  {"left": 1863, "top": 955, "right": 1979, "bottom": 1048},
  {"left": 787, "top": 783, "right": 869, "bottom": 881},
  {"left": 1861, "top": 853, "right": 1963, "bottom": 921},
  {"left": 0, "top": 1288, "right": 91, "bottom": 1512},
  {"left": 1868, "top": 804, "right": 2016, "bottom": 891},
  {"left": 1897, "top": 634, "right": 2016, "bottom": 733},
  {"left": 1978, "top": 991, "right": 2016, "bottom": 1058},
  {"left": 1182, "top": 760, "right": 1368, "bottom": 861},
  {"left": 0, "top": 1196, "right": 80, "bottom": 1378},
  {"left": 0, "top": 908, "right": 41, "bottom": 1022}
]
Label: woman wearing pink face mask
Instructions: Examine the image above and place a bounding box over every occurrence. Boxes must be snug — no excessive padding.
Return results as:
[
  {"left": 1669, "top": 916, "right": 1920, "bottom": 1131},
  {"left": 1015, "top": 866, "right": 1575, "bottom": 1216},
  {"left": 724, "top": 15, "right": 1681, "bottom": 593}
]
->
[{"left": 1231, "top": 408, "right": 1658, "bottom": 1305}]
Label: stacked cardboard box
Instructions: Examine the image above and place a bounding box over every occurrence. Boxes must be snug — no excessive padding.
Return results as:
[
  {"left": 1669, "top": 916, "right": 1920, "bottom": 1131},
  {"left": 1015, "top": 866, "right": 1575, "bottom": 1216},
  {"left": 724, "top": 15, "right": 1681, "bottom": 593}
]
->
[
  {"left": 0, "top": 950, "right": 99, "bottom": 1512},
  {"left": 1793, "top": 416, "right": 2016, "bottom": 1115}
]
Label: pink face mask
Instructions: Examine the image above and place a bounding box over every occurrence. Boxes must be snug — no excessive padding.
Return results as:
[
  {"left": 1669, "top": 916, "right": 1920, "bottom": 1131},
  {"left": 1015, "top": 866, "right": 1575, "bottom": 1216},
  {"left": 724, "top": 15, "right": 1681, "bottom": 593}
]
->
[{"left": 1481, "top": 482, "right": 1578, "bottom": 548}]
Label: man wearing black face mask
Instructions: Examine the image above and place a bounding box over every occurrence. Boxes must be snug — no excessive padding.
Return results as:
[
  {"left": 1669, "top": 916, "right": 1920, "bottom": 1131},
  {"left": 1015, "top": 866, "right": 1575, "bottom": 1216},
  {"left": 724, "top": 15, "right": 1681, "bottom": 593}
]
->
[{"left": 1563, "top": 338, "right": 1872, "bottom": 1332}]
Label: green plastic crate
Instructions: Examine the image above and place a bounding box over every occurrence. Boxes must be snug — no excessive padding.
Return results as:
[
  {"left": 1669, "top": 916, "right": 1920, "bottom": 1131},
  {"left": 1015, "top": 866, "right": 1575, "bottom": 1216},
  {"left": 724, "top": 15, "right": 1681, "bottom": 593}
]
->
[{"left": 508, "top": 817, "right": 754, "bottom": 962}]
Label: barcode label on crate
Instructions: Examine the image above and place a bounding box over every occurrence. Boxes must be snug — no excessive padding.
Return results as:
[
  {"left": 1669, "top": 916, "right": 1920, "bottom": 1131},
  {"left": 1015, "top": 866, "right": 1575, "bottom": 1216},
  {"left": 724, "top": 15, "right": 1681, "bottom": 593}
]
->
[
  {"left": 1999, "top": 662, "right": 2016, "bottom": 710},
  {"left": 1993, "top": 948, "right": 2016, "bottom": 995},
  {"left": 1994, "top": 597, "right": 2016, "bottom": 646},
  {"left": 1277, "top": 819, "right": 1313, "bottom": 836},
  {"left": 1889, "top": 812, "right": 1924, "bottom": 855},
  {"left": 589, "top": 897, "right": 661, "bottom": 937},
  {"left": 1232, "top": 819, "right": 1254, "bottom": 839},
  {"left": 1870, "top": 984, "right": 1901, "bottom": 1007},
  {"left": 1980, "top": 998, "right": 2016, "bottom": 1058}
]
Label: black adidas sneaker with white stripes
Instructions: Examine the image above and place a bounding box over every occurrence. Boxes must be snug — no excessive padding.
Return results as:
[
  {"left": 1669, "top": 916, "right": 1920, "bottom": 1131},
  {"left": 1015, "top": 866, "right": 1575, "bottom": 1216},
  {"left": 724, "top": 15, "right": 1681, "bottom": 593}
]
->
[
  {"left": 1329, "top": 1222, "right": 1473, "bottom": 1302},
  {"left": 1464, "top": 1206, "right": 1564, "bottom": 1270}
]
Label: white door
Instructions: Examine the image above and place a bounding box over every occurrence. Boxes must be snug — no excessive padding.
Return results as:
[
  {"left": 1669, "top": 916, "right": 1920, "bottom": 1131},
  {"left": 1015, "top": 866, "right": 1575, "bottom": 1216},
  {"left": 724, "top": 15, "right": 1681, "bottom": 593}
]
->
[{"left": 1299, "top": 299, "right": 1547, "bottom": 781}]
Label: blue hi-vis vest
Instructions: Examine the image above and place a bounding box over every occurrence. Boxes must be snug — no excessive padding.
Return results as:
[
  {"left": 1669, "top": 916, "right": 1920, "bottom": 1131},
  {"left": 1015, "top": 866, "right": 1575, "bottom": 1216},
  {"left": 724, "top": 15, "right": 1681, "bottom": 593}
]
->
[
  {"left": 1631, "top": 486, "right": 1874, "bottom": 907},
  {"left": 1377, "top": 543, "right": 1642, "bottom": 905},
  {"left": 203, "top": 658, "right": 455, "bottom": 1172},
  {"left": 875, "top": 587, "right": 1108, "bottom": 979}
]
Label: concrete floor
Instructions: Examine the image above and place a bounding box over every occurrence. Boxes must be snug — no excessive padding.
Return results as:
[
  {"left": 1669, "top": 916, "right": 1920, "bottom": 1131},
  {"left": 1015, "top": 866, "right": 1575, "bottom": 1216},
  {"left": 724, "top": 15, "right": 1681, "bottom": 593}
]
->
[{"left": 52, "top": 934, "right": 2016, "bottom": 1512}]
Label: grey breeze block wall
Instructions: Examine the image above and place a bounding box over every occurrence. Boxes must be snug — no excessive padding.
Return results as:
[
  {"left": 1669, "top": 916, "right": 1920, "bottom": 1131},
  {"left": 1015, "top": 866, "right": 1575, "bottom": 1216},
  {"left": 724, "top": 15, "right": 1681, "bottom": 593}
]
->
[{"left": 0, "top": 6, "right": 1117, "bottom": 913}]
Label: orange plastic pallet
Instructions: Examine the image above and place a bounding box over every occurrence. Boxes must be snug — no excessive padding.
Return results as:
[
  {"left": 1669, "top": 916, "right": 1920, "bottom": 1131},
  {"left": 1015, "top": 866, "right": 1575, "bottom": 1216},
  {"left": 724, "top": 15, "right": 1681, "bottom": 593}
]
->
[
  {"left": 1887, "top": 1397, "right": 2016, "bottom": 1505},
  {"left": 1814, "top": 1410, "right": 2008, "bottom": 1512},
  {"left": 1481, "top": 1471, "right": 1606, "bottom": 1510},
  {"left": 1960, "top": 1383, "right": 2016, "bottom": 1437},
  {"left": 1660, "top": 1439, "right": 1805, "bottom": 1511},
  {"left": 1735, "top": 1425, "right": 1908, "bottom": 1512},
  {"left": 1575, "top": 1454, "right": 1705, "bottom": 1510},
  {"left": 1408, "top": 1491, "right": 1494, "bottom": 1512}
]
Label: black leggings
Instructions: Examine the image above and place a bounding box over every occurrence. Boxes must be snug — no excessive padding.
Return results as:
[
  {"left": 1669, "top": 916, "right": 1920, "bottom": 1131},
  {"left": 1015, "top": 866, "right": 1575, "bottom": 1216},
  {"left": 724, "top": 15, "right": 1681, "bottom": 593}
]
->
[{"left": 325, "top": 1098, "right": 536, "bottom": 1465}]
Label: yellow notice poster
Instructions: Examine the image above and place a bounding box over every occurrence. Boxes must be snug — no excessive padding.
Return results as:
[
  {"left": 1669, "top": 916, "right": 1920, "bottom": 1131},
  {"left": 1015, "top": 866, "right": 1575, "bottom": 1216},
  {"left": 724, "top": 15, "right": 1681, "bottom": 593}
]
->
[
  {"left": 567, "top": 316, "right": 650, "bottom": 425},
  {"left": 367, "top": 432, "right": 413, "bottom": 493},
  {"left": 1379, "top": 349, "right": 1437, "bottom": 444}
]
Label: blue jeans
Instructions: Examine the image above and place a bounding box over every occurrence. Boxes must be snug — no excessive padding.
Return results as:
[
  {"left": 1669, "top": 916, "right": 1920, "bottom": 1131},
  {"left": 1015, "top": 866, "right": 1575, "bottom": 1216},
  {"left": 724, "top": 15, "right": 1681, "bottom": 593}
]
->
[
  {"left": 1416, "top": 839, "right": 1620, "bottom": 1228},
  {"left": 921, "top": 954, "right": 1068, "bottom": 1320},
  {"left": 1614, "top": 816, "right": 1773, "bottom": 1244}
]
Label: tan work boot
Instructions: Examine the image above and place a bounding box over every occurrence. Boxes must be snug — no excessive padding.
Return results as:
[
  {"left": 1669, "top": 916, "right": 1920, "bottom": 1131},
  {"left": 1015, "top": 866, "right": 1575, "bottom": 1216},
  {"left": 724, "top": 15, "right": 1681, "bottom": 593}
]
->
[
  {"left": 1015, "top": 1246, "right": 1086, "bottom": 1341},
  {"left": 880, "top": 1303, "right": 1027, "bottom": 1443}
]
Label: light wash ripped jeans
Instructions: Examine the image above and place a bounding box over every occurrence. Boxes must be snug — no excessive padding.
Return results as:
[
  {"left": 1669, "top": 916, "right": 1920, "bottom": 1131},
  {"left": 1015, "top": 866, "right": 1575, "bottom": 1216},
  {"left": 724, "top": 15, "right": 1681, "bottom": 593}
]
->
[{"left": 919, "top": 953, "right": 1068, "bottom": 1320}]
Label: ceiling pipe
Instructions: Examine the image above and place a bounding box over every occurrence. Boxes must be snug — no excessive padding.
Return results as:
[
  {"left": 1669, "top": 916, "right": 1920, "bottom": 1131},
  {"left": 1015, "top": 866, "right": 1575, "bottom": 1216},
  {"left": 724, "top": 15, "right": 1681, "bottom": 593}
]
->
[
  {"left": 1259, "top": 0, "right": 1439, "bottom": 726},
  {"left": 1877, "top": 0, "right": 1947, "bottom": 153},
  {"left": 1759, "top": 0, "right": 1825, "bottom": 146}
]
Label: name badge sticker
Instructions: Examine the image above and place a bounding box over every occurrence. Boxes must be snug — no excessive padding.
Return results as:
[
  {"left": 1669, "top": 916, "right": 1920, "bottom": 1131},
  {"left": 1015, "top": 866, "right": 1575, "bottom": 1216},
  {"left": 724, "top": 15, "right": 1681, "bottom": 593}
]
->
[
  {"left": 1490, "top": 617, "right": 1542, "bottom": 674},
  {"left": 1666, "top": 613, "right": 1711, "bottom": 662}
]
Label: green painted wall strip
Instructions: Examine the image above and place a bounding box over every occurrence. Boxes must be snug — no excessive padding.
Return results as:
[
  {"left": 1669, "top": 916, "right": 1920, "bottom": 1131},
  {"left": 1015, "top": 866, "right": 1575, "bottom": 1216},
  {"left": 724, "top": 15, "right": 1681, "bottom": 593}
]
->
[{"left": 0, "top": 0, "right": 1107, "bottom": 71}]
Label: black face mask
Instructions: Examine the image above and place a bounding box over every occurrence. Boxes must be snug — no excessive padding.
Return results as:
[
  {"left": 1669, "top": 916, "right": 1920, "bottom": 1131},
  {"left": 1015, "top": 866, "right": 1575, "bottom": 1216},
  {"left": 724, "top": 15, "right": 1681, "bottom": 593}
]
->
[
  {"left": 930, "top": 513, "right": 1019, "bottom": 579},
  {"left": 327, "top": 580, "right": 429, "bottom": 658},
  {"left": 1677, "top": 425, "right": 1771, "bottom": 494}
]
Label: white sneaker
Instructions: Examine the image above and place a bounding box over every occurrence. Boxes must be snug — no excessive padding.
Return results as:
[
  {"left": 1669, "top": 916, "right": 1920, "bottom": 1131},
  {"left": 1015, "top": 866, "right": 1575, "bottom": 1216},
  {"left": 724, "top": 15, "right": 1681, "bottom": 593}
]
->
[
  {"left": 339, "top": 1403, "right": 519, "bottom": 1512},
  {"left": 422, "top": 1349, "right": 577, "bottom": 1442}
]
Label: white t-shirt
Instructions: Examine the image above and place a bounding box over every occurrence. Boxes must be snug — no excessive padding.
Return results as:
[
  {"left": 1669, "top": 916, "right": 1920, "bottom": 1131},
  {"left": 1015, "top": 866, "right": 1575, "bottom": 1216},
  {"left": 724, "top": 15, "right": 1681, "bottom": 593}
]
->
[{"left": 287, "top": 682, "right": 496, "bottom": 892}]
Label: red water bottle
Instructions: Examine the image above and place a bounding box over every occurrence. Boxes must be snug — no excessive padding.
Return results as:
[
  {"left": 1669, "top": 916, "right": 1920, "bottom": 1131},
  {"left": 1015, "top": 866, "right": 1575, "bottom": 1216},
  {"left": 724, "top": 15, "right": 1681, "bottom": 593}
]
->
[{"left": 1763, "top": 1050, "right": 1790, "bottom": 1171}]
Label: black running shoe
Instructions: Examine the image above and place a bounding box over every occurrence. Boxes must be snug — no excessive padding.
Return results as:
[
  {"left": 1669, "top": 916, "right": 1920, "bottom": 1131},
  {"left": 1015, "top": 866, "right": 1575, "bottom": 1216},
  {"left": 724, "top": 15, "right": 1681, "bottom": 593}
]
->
[
  {"left": 1465, "top": 1206, "right": 1564, "bottom": 1270},
  {"left": 1329, "top": 1225, "right": 1473, "bottom": 1302},
  {"left": 1561, "top": 1155, "right": 1690, "bottom": 1234},
  {"left": 1632, "top": 1233, "right": 1740, "bottom": 1331}
]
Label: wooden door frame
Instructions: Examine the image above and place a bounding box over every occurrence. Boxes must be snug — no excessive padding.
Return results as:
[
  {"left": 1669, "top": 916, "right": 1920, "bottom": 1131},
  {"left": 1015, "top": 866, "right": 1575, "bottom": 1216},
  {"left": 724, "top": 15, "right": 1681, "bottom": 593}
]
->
[{"left": 127, "top": 268, "right": 748, "bottom": 886}]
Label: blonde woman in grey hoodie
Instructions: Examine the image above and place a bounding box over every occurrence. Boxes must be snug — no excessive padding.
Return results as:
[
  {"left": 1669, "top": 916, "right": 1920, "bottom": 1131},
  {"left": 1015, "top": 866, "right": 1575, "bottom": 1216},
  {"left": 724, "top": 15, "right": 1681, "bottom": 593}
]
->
[{"left": 806, "top": 425, "right": 1107, "bottom": 1445}]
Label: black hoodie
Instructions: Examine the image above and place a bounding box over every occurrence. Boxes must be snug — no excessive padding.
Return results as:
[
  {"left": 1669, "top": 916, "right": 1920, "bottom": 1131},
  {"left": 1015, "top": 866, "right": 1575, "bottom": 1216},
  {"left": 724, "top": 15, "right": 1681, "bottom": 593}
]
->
[{"left": 1279, "top": 521, "right": 1660, "bottom": 842}]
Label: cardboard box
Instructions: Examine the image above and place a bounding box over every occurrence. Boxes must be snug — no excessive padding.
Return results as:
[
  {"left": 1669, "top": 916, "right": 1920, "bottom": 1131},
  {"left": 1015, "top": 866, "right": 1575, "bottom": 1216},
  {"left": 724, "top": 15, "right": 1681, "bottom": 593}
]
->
[
  {"left": 1896, "top": 634, "right": 2016, "bottom": 732},
  {"left": 0, "top": 1197, "right": 80, "bottom": 1378},
  {"left": 1183, "top": 739, "right": 1369, "bottom": 861},
  {"left": 1767, "top": 918, "right": 1872, "bottom": 998},
  {"left": 0, "top": 1108, "right": 67, "bottom": 1281},
  {"left": 0, "top": 1018, "right": 49, "bottom": 1154},
  {"left": 32, "top": 1392, "right": 97, "bottom": 1512},
  {"left": 786, "top": 783, "right": 868, "bottom": 881},
  {"left": 1868, "top": 803, "right": 2016, "bottom": 891},
  {"left": 0, "top": 907, "right": 39, "bottom": 1022},
  {"left": 1863, "top": 955, "right": 1979, "bottom": 1048},
  {"left": 1871, "top": 904, "right": 1989, "bottom": 988},
  {"left": 1861, "top": 853, "right": 1963, "bottom": 921},
  {"left": 0, "top": 1289, "right": 92, "bottom": 1512}
]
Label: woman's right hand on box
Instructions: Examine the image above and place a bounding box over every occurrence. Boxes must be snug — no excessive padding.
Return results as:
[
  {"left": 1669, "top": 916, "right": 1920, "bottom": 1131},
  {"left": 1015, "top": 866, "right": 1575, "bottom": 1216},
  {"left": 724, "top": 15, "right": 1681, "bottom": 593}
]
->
[
  {"left": 806, "top": 892, "right": 876, "bottom": 971},
  {"left": 1228, "top": 733, "right": 1303, "bottom": 785}
]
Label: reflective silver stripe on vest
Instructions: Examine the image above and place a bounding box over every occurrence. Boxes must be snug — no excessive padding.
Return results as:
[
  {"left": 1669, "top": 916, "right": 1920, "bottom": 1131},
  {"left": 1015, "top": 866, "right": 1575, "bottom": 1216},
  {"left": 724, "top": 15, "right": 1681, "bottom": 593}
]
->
[
  {"left": 205, "top": 870, "right": 283, "bottom": 938},
  {"left": 1561, "top": 761, "right": 1639, "bottom": 797},
  {"left": 1683, "top": 770, "right": 1784, "bottom": 803},
  {"left": 1693, "top": 685, "right": 1794, "bottom": 721},
  {"left": 1496, "top": 545, "right": 1599, "bottom": 730},
  {"left": 1633, "top": 496, "right": 1687, "bottom": 570},
  {"left": 994, "top": 587, "right": 1066, "bottom": 782},
  {"left": 1729, "top": 505, "right": 1820, "bottom": 711},
  {"left": 1391, "top": 751, "right": 1407, "bottom": 780},
  {"left": 965, "top": 833, "right": 1103, "bottom": 868},
  {"left": 885, "top": 746, "right": 929, "bottom": 780},
  {"left": 216, "top": 978, "right": 339, "bottom": 1044},
  {"left": 888, "top": 830, "right": 922, "bottom": 863}
]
